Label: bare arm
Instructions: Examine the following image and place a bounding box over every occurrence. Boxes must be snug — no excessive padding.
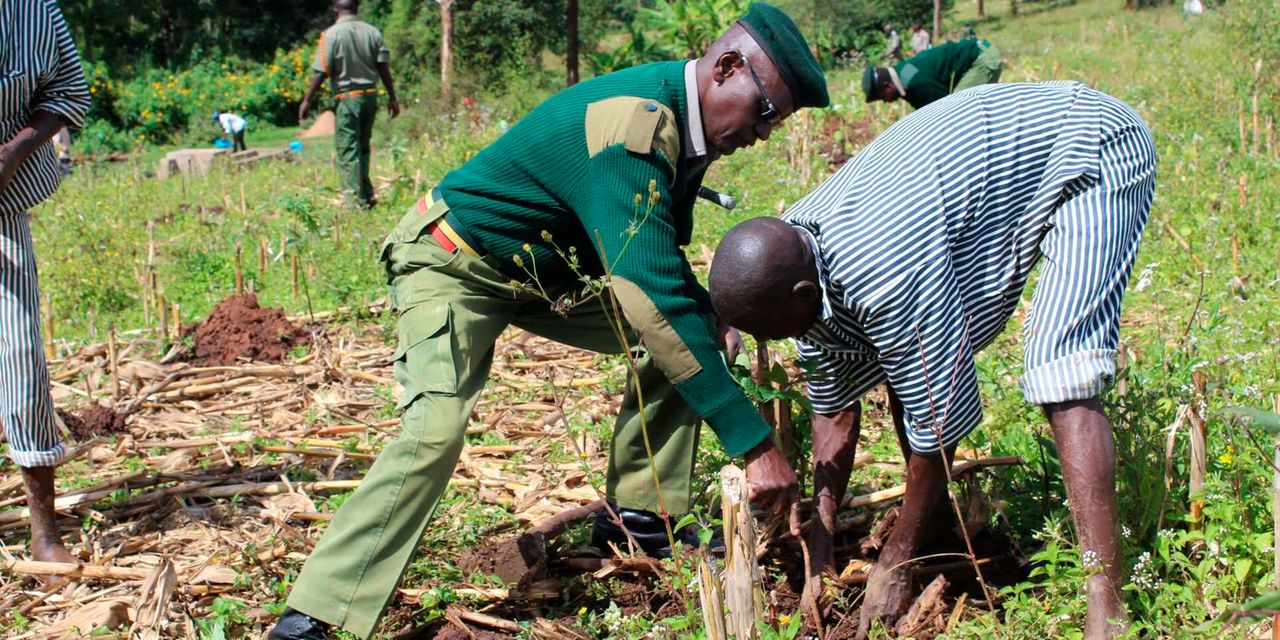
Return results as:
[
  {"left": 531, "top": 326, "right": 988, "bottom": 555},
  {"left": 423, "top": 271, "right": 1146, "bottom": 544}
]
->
[
  {"left": 377, "top": 61, "right": 399, "bottom": 119},
  {"left": 0, "top": 111, "right": 69, "bottom": 194},
  {"left": 806, "top": 403, "right": 862, "bottom": 574},
  {"left": 298, "top": 71, "right": 327, "bottom": 122}
]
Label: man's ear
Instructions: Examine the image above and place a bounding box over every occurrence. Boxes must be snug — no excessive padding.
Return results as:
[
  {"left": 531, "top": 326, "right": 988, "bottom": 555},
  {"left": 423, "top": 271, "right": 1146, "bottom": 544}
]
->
[
  {"left": 713, "top": 50, "right": 743, "bottom": 84},
  {"left": 793, "top": 280, "right": 819, "bottom": 300}
]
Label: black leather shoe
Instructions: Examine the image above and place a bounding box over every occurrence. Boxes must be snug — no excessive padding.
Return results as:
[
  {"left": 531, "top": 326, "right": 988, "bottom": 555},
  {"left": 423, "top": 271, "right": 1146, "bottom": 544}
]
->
[
  {"left": 591, "top": 504, "right": 707, "bottom": 557},
  {"left": 267, "top": 607, "right": 332, "bottom": 640}
]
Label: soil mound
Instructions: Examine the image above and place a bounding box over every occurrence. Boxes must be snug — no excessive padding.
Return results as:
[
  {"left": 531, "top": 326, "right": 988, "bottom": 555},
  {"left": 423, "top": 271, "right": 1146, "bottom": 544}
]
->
[
  {"left": 185, "top": 294, "right": 308, "bottom": 366},
  {"left": 301, "top": 110, "right": 335, "bottom": 138},
  {"left": 58, "top": 404, "right": 128, "bottom": 441}
]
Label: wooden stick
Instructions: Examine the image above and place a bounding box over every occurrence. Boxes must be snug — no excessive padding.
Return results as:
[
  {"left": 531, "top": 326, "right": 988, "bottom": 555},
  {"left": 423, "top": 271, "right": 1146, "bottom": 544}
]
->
[
  {"left": 2, "top": 560, "right": 153, "bottom": 581},
  {"left": 258, "top": 445, "right": 376, "bottom": 461},
  {"left": 158, "top": 294, "right": 168, "bottom": 340},
  {"left": 450, "top": 608, "right": 522, "bottom": 633},
  {"left": 107, "top": 327, "right": 120, "bottom": 399},
  {"left": 41, "top": 293, "right": 54, "bottom": 361},
  {"left": 171, "top": 303, "right": 180, "bottom": 340},
  {"left": 186, "top": 479, "right": 361, "bottom": 499},
  {"left": 291, "top": 253, "right": 299, "bottom": 297},
  {"left": 235, "top": 244, "right": 244, "bottom": 296},
  {"left": 259, "top": 237, "right": 269, "bottom": 277},
  {"left": 1253, "top": 93, "right": 1260, "bottom": 156}
]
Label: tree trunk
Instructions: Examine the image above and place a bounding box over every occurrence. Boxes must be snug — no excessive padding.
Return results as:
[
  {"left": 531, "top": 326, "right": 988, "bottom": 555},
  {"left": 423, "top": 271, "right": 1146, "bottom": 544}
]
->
[
  {"left": 977, "top": 0, "right": 985, "bottom": 19},
  {"left": 439, "top": 0, "right": 455, "bottom": 107},
  {"left": 933, "top": 0, "right": 942, "bottom": 43},
  {"left": 566, "top": 0, "right": 580, "bottom": 86},
  {"left": 1010, "top": 0, "right": 1019, "bottom": 17}
]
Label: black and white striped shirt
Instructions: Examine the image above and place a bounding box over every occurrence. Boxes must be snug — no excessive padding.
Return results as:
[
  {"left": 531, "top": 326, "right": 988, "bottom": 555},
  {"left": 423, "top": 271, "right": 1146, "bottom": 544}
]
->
[
  {"left": 784, "top": 82, "right": 1114, "bottom": 453},
  {"left": 0, "top": 0, "right": 89, "bottom": 214}
]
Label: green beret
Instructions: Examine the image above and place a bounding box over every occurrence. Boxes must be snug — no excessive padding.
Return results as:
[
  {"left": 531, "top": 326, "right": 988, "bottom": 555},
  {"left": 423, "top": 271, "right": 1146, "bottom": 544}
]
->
[
  {"left": 862, "top": 66, "right": 878, "bottom": 102},
  {"left": 737, "top": 3, "right": 829, "bottom": 109}
]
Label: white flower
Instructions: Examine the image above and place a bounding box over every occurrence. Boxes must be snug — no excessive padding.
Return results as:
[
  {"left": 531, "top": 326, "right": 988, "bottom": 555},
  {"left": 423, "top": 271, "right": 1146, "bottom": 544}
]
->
[
  {"left": 1082, "top": 550, "right": 1102, "bottom": 572},
  {"left": 1121, "top": 525, "right": 1132, "bottom": 538}
]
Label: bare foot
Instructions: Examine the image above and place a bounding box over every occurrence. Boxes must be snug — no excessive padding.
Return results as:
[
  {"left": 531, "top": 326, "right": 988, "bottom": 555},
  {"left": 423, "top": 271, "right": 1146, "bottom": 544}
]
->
[
  {"left": 1084, "top": 574, "right": 1128, "bottom": 639},
  {"left": 32, "top": 536, "right": 74, "bottom": 564},
  {"left": 855, "top": 563, "right": 914, "bottom": 640}
]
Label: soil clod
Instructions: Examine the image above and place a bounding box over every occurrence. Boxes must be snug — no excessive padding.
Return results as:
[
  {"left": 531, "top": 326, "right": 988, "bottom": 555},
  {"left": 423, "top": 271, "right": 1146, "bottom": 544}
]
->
[{"left": 183, "top": 294, "right": 308, "bottom": 366}]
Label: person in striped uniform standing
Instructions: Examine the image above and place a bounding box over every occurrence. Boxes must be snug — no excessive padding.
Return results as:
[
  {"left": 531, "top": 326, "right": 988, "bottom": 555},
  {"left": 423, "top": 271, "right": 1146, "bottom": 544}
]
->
[
  {"left": 0, "top": 0, "right": 91, "bottom": 565},
  {"left": 709, "top": 81, "right": 1156, "bottom": 639}
]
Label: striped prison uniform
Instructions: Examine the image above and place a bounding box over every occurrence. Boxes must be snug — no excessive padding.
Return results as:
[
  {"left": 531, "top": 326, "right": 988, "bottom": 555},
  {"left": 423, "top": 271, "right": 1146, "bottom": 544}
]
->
[
  {"left": 783, "top": 81, "right": 1156, "bottom": 454},
  {"left": 0, "top": 0, "right": 91, "bottom": 467}
]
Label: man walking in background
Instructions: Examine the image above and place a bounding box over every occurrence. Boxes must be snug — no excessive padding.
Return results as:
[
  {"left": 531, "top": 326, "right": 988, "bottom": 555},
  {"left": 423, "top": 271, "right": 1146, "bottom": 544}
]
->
[
  {"left": 299, "top": 0, "right": 400, "bottom": 209},
  {"left": 863, "top": 37, "right": 1003, "bottom": 109},
  {"left": 0, "top": 0, "right": 91, "bottom": 568},
  {"left": 212, "top": 111, "right": 247, "bottom": 152}
]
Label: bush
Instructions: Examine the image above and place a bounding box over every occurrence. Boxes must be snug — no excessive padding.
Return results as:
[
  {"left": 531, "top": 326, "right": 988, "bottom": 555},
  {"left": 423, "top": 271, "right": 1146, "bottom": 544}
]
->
[{"left": 83, "top": 45, "right": 315, "bottom": 148}]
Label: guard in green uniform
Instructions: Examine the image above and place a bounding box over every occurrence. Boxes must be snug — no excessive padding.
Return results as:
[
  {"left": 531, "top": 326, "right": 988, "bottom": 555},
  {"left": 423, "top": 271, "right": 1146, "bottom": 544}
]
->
[
  {"left": 862, "top": 38, "right": 1003, "bottom": 109},
  {"left": 299, "top": 0, "right": 400, "bottom": 208},
  {"left": 268, "top": 4, "right": 828, "bottom": 639}
]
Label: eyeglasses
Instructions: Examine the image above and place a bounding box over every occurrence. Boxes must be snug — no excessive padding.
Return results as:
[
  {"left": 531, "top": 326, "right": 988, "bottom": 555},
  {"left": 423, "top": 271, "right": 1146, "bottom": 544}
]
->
[{"left": 742, "top": 56, "right": 784, "bottom": 126}]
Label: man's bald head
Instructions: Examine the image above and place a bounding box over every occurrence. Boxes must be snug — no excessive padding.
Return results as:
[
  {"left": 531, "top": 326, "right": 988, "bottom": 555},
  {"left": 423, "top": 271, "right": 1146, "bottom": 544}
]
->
[
  {"left": 709, "top": 217, "right": 822, "bottom": 340},
  {"left": 334, "top": 0, "right": 358, "bottom": 14}
]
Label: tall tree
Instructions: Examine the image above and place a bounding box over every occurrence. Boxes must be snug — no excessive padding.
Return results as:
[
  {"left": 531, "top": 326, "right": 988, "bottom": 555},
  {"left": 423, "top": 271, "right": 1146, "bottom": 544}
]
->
[
  {"left": 977, "top": 0, "right": 985, "bottom": 19},
  {"left": 567, "top": 0, "right": 580, "bottom": 86},
  {"left": 933, "top": 0, "right": 941, "bottom": 42},
  {"left": 439, "top": 0, "right": 455, "bottom": 105}
]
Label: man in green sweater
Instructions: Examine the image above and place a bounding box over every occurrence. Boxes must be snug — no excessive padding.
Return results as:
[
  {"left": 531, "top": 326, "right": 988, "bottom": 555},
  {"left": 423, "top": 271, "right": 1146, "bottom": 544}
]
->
[
  {"left": 862, "top": 38, "right": 1002, "bottom": 109},
  {"left": 268, "top": 4, "right": 829, "bottom": 639}
]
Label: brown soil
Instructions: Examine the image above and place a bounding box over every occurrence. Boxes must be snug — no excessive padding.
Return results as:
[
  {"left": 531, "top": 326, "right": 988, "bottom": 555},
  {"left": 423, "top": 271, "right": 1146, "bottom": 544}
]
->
[
  {"left": 183, "top": 294, "right": 308, "bottom": 366},
  {"left": 58, "top": 404, "right": 128, "bottom": 441},
  {"left": 458, "top": 531, "right": 548, "bottom": 589}
]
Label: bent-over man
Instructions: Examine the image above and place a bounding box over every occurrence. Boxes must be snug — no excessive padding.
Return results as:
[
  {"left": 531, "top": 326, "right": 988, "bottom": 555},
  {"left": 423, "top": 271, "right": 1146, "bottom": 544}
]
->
[
  {"left": 863, "top": 37, "right": 1002, "bottom": 109},
  {"left": 709, "top": 81, "right": 1155, "bottom": 639},
  {"left": 269, "top": 4, "right": 828, "bottom": 639}
]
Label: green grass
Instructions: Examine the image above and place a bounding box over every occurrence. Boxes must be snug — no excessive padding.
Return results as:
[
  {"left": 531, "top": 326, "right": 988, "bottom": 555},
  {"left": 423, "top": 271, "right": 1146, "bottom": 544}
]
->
[{"left": 26, "top": 0, "right": 1280, "bottom": 636}]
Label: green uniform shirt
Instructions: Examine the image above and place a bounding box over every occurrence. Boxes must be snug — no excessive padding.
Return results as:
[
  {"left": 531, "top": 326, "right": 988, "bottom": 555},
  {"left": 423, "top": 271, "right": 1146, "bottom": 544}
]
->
[
  {"left": 894, "top": 38, "right": 984, "bottom": 108},
  {"left": 312, "top": 15, "right": 389, "bottom": 93},
  {"left": 429, "top": 61, "right": 771, "bottom": 457}
]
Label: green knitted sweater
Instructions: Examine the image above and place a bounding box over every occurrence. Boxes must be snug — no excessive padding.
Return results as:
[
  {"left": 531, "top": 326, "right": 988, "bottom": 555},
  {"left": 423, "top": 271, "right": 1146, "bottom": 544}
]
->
[
  {"left": 894, "top": 39, "right": 983, "bottom": 108},
  {"left": 437, "top": 61, "right": 770, "bottom": 457}
]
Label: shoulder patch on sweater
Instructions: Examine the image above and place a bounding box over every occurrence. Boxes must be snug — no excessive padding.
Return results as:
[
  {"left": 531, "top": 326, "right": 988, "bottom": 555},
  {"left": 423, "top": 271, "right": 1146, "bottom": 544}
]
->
[{"left": 585, "top": 97, "right": 682, "bottom": 176}]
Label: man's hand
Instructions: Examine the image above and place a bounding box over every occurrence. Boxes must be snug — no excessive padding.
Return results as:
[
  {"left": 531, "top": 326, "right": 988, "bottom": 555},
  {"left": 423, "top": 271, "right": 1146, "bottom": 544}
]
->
[
  {"left": 743, "top": 437, "right": 801, "bottom": 536},
  {"left": 388, "top": 98, "right": 401, "bottom": 119},
  {"left": 0, "top": 144, "right": 19, "bottom": 195},
  {"left": 717, "top": 318, "right": 743, "bottom": 361},
  {"left": 298, "top": 99, "right": 312, "bottom": 123}
]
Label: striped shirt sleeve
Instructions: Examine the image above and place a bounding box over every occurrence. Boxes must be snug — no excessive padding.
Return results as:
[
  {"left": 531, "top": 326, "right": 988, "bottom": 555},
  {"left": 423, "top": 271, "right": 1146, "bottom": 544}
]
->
[{"left": 31, "top": 0, "right": 89, "bottom": 129}]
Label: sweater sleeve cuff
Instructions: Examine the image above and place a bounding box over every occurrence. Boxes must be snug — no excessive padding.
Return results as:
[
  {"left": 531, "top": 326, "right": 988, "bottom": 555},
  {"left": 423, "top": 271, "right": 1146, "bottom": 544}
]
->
[{"left": 694, "top": 390, "right": 773, "bottom": 457}]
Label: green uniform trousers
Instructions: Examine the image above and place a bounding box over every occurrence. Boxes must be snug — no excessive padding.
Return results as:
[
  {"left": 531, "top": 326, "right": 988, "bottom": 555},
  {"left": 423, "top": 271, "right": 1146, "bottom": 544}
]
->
[
  {"left": 287, "top": 198, "right": 704, "bottom": 639},
  {"left": 335, "top": 93, "right": 377, "bottom": 207},
  {"left": 954, "top": 41, "right": 1003, "bottom": 92}
]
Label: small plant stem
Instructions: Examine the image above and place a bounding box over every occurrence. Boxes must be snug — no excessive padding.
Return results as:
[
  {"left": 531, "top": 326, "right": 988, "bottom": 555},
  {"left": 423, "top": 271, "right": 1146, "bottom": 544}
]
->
[
  {"left": 913, "top": 321, "right": 996, "bottom": 611},
  {"left": 594, "top": 230, "right": 679, "bottom": 568}
]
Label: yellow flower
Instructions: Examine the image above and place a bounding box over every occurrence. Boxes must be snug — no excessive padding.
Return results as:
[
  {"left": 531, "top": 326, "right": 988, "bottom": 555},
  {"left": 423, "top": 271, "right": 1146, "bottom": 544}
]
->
[
  {"left": 778, "top": 614, "right": 791, "bottom": 626},
  {"left": 578, "top": 607, "right": 588, "bottom": 616},
  {"left": 1219, "top": 453, "right": 1234, "bottom": 464},
  {"left": 522, "top": 243, "right": 531, "bottom": 252}
]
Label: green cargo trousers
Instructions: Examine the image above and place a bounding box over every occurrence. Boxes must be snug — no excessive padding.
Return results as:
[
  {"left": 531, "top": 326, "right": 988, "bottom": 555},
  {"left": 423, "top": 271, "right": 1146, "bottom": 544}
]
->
[
  {"left": 335, "top": 93, "right": 377, "bottom": 207},
  {"left": 287, "top": 198, "right": 704, "bottom": 638},
  {"left": 954, "top": 40, "right": 1003, "bottom": 92}
]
